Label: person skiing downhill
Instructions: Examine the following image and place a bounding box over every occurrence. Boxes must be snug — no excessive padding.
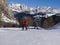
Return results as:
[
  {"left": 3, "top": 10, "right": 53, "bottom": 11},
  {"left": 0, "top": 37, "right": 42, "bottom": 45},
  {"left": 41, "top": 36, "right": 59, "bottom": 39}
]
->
[{"left": 21, "top": 16, "right": 28, "bottom": 30}]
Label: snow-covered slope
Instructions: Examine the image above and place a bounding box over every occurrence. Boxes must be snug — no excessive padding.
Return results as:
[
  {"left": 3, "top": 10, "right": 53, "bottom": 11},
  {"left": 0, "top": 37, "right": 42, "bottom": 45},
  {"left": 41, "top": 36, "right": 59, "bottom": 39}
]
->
[
  {"left": 0, "top": 28, "right": 60, "bottom": 45},
  {"left": 0, "top": 23, "right": 60, "bottom": 45}
]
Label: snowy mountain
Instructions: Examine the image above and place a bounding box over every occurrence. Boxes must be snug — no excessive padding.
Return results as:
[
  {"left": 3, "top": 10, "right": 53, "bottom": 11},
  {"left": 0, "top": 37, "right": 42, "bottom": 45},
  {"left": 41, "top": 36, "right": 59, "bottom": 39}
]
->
[
  {"left": 8, "top": 3, "right": 30, "bottom": 13},
  {"left": 8, "top": 3, "right": 60, "bottom": 14}
]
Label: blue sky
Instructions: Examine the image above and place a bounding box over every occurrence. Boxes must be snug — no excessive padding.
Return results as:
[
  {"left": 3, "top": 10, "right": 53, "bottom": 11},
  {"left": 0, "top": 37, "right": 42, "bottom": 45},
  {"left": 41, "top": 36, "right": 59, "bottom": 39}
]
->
[{"left": 6, "top": 0, "right": 60, "bottom": 8}]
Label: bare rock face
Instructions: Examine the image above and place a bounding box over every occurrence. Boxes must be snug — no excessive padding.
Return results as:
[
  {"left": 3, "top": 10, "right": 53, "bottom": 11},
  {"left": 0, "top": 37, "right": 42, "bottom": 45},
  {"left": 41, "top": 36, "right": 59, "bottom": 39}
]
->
[
  {"left": 55, "top": 16, "right": 60, "bottom": 23},
  {"left": 42, "top": 17, "right": 55, "bottom": 28},
  {"left": 39, "top": 15, "right": 60, "bottom": 28},
  {"left": 0, "top": 0, "right": 19, "bottom": 27},
  {"left": 0, "top": 0, "right": 6, "bottom": 6},
  {"left": 58, "top": 16, "right": 60, "bottom": 22}
]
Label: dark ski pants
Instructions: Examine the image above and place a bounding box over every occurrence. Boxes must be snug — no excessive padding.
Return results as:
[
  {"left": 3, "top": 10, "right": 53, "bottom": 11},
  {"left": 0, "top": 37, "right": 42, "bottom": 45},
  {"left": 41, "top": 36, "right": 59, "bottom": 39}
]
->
[{"left": 22, "top": 24, "right": 27, "bottom": 30}]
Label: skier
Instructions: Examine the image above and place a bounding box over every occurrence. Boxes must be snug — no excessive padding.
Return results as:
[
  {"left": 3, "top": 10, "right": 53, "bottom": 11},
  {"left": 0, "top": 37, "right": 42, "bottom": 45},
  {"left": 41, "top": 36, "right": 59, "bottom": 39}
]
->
[
  {"left": 21, "top": 17, "right": 28, "bottom": 30},
  {"left": 33, "top": 18, "right": 39, "bottom": 29}
]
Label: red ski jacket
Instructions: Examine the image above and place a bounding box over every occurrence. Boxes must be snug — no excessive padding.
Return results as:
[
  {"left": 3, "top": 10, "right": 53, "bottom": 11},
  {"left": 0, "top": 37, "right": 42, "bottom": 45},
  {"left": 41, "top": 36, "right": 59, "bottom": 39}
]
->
[{"left": 22, "top": 19, "right": 28, "bottom": 25}]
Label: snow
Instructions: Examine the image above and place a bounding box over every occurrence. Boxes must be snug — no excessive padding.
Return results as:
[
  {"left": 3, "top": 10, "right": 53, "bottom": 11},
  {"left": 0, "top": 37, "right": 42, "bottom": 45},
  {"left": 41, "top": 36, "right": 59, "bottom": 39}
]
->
[
  {"left": 1, "top": 13, "right": 11, "bottom": 23},
  {"left": 46, "top": 13, "right": 56, "bottom": 17},
  {"left": 1, "top": 13, "right": 19, "bottom": 24},
  {"left": 8, "top": 3, "right": 29, "bottom": 13},
  {"left": 0, "top": 23, "right": 60, "bottom": 45},
  {"left": 0, "top": 28, "right": 60, "bottom": 45},
  {"left": 8, "top": 3, "right": 60, "bottom": 17},
  {"left": 48, "top": 23, "right": 60, "bottom": 30}
]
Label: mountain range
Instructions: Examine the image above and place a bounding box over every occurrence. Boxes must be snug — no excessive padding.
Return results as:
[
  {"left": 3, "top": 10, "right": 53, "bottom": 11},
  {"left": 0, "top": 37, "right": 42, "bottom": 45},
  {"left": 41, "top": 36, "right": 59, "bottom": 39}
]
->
[{"left": 8, "top": 3, "right": 60, "bottom": 15}]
